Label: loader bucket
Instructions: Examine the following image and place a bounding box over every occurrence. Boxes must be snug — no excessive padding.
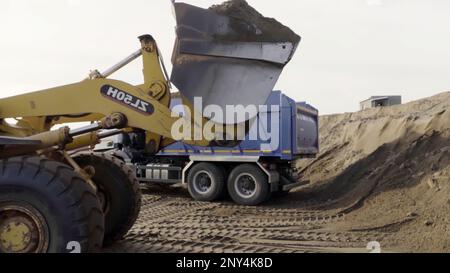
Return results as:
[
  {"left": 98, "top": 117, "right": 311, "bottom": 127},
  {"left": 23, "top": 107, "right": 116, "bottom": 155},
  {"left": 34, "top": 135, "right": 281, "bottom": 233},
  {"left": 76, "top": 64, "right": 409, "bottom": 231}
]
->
[{"left": 171, "top": 0, "right": 301, "bottom": 124}]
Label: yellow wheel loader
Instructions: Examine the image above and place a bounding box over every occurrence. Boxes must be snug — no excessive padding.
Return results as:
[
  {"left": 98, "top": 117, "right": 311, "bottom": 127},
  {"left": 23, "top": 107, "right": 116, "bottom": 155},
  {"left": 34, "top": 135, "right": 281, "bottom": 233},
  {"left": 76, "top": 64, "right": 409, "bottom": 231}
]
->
[{"left": 0, "top": 0, "right": 300, "bottom": 253}]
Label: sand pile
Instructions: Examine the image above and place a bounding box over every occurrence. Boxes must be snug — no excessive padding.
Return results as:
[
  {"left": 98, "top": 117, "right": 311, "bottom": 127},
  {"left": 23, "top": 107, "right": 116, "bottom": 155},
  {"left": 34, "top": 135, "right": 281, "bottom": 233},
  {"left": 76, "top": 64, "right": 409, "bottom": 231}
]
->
[
  {"left": 209, "top": 0, "right": 300, "bottom": 43},
  {"left": 294, "top": 92, "right": 450, "bottom": 252}
]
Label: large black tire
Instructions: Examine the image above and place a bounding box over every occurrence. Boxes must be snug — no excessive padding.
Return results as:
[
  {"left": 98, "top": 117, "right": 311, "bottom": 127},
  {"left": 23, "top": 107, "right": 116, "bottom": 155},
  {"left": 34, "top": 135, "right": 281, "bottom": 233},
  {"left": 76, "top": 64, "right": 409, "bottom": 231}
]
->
[
  {"left": 73, "top": 153, "right": 141, "bottom": 246},
  {"left": 227, "top": 164, "right": 270, "bottom": 206},
  {"left": 0, "top": 157, "right": 104, "bottom": 253},
  {"left": 187, "top": 163, "right": 226, "bottom": 202}
]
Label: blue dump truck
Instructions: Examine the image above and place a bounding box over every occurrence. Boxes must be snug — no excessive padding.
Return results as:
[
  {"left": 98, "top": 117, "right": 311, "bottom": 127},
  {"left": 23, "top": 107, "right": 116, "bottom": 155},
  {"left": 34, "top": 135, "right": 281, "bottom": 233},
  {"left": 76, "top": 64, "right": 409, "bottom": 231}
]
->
[{"left": 108, "top": 91, "right": 319, "bottom": 205}]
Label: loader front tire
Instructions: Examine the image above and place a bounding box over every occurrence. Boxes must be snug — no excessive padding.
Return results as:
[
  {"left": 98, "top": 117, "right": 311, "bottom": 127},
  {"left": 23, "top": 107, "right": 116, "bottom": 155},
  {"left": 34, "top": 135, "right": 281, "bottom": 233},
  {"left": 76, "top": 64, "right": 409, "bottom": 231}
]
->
[
  {"left": 0, "top": 157, "right": 104, "bottom": 253},
  {"left": 73, "top": 154, "right": 141, "bottom": 246}
]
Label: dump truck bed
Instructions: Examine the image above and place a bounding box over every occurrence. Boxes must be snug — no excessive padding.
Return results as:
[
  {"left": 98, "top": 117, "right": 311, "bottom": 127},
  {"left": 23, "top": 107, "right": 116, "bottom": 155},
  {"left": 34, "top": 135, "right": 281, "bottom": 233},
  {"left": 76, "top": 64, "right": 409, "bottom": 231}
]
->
[{"left": 158, "top": 91, "right": 319, "bottom": 161}]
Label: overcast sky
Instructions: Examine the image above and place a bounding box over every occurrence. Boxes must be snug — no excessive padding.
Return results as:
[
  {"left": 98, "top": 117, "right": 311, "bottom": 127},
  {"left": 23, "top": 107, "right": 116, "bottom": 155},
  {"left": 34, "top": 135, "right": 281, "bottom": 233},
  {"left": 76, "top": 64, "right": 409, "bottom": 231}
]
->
[{"left": 1, "top": 0, "right": 449, "bottom": 114}]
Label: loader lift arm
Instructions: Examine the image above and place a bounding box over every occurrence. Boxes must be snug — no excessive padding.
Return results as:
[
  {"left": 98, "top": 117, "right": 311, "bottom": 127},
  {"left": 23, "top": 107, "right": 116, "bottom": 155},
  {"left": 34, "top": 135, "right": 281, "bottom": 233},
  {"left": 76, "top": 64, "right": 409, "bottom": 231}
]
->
[{"left": 0, "top": 35, "right": 208, "bottom": 151}]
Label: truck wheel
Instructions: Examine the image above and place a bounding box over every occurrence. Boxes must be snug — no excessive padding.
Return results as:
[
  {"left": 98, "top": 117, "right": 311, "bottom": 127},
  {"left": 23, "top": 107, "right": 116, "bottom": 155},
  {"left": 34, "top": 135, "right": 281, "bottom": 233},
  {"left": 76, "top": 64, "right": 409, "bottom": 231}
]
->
[
  {"left": 187, "top": 163, "right": 226, "bottom": 202},
  {"left": 0, "top": 157, "right": 104, "bottom": 253},
  {"left": 73, "top": 153, "right": 141, "bottom": 246},
  {"left": 227, "top": 164, "right": 270, "bottom": 206}
]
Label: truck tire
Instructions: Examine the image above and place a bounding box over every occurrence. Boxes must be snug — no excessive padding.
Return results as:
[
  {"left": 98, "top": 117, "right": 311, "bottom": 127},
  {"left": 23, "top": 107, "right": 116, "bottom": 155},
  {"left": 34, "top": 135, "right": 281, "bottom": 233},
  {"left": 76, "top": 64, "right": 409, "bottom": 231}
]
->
[
  {"left": 73, "top": 153, "right": 141, "bottom": 246},
  {"left": 227, "top": 164, "right": 270, "bottom": 206},
  {"left": 0, "top": 157, "right": 104, "bottom": 253},
  {"left": 187, "top": 163, "right": 226, "bottom": 202}
]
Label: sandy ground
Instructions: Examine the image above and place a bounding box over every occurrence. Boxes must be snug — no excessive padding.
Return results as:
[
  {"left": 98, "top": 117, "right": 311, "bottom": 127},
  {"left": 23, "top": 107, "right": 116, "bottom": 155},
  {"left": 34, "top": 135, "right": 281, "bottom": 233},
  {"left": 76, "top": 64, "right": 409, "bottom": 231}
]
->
[
  {"left": 106, "top": 92, "right": 450, "bottom": 253},
  {"left": 296, "top": 91, "right": 450, "bottom": 252},
  {"left": 106, "top": 186, "right": 385, "bottom": 253}
]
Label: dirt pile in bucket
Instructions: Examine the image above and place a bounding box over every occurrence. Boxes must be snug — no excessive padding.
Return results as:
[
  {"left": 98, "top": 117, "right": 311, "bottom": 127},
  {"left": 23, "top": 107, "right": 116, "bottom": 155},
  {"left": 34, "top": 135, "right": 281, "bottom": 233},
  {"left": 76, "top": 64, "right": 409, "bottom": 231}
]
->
[
  {"left": 291, "top": 92, "right": 450, "bottom": 252},
  {"left": 209, "top": 0, "right": 300, "bottom": 43}
]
